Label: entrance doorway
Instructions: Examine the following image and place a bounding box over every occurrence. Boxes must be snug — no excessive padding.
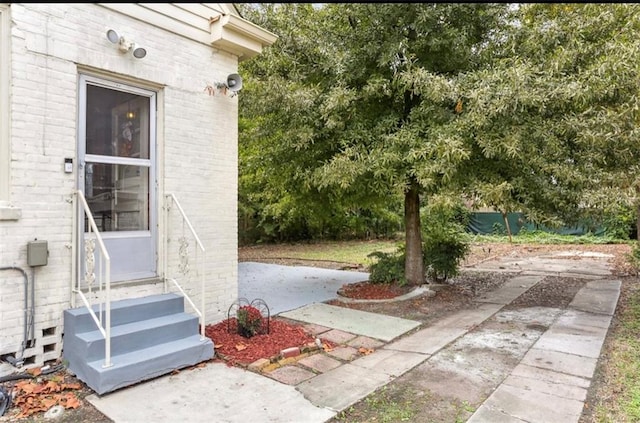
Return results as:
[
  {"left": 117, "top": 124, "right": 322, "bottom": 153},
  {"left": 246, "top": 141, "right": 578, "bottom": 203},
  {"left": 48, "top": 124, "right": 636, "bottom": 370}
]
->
[{"left": 78, "top": 75, "right": 157, "bottom": 282}]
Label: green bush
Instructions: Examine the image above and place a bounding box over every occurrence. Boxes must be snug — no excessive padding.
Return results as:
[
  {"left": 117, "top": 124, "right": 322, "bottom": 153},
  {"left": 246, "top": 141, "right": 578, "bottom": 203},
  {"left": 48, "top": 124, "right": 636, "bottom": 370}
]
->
[
  {"left": 627, "top": 243, "right": 640, "bottom": 274},
  {"left": 423, "top": 226, "right": 470, "bottom": 282},
  {"left": 367, "top": 248, "right": 406, "bottom": 285},
  {"left": 421, "top": 198, "right": 471, "bottom": 282},
  {"left": 602, "top": 203, "right": 636, "bottom": 240}
]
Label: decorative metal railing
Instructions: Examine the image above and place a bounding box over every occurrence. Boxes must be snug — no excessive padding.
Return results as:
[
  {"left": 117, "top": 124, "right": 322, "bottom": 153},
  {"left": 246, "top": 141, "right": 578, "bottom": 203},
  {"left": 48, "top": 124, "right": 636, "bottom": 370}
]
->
[
  {"left": 72, "top": 190, "right": 112, "bottom": 368},
  {"left": 163, "top": 193, "right": 206, "bottom": 340}
]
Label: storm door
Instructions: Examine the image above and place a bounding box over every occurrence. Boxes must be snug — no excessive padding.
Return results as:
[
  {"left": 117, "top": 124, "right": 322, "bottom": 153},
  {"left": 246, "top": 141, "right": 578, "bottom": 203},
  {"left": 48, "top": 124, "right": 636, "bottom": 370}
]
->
[{"left": 78, "top": 75, "right": 157, "bottom": 282}]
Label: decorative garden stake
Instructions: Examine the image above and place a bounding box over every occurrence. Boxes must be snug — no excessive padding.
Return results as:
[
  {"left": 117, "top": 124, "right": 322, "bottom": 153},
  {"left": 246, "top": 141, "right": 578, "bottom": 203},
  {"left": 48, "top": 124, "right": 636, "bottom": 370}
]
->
[{"left": 227, "top": 298, "right": 270, "bottom": 338}]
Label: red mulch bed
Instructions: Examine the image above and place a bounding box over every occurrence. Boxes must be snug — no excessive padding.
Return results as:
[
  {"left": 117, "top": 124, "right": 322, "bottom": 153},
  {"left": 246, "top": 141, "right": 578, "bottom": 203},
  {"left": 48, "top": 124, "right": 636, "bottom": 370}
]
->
[
  {"left": 205, "top": 282, "right": 413, "bottom": 366},
  {"left": 205, "top": 318, "right": 330, "bottom": 367},
  {"left": 337, "top": 281, "right": 414, "bottom": 300}
]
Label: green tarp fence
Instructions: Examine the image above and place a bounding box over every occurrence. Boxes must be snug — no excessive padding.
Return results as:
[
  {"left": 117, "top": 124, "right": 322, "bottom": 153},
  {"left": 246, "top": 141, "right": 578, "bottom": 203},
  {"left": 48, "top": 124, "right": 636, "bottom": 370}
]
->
[{"left": 467, "top": 212, "right": 606, "bottom": 236}]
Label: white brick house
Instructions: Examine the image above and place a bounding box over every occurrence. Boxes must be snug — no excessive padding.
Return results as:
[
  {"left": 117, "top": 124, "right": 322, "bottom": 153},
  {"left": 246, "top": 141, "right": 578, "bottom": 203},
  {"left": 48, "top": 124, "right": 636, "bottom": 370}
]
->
[{"left": 0, "top": 3, "right": 275, "bottom": 374}]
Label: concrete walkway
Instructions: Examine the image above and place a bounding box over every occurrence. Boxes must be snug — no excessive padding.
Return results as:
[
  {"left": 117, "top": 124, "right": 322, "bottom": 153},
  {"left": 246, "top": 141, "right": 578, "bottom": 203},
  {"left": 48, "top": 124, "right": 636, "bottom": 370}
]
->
[
  {"left": 468, "top": 279, "right": 620, "bottom": 422},
  {"left": 88, "top": 253, "right": 620, "bottom": 423}
]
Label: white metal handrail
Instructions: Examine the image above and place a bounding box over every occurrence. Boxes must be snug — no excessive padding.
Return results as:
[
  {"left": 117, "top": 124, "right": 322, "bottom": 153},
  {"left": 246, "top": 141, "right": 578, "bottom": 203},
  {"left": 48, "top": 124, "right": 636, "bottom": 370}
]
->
[
  {"left": 164, "top": 193, "right": 206, "bottom": 340},
  {"left": 72, "top": 190, "right": 112, "bottom": 368}
]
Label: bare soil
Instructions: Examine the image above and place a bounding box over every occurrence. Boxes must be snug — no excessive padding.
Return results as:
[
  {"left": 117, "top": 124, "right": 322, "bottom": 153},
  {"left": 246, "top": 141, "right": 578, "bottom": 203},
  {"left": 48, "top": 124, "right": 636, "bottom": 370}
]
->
[
  {"left": 241, "top": 241, "right": 636, "bottom": 423},
  {"left": 0, "top": 241, "right": 634, "bottom": 422}
]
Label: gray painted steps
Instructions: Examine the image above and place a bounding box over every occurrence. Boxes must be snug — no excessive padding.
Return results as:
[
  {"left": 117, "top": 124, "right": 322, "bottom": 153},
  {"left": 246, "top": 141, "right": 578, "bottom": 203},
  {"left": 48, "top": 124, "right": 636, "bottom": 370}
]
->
[{"left": 63, "top": 293, "right": 214, "bottom": 396}]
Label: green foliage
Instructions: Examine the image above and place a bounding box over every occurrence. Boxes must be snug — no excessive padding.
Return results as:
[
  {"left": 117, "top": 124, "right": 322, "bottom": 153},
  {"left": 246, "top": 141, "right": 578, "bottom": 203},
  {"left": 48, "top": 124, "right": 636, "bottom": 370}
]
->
[
  {"left": 592, "top": 282, "right": 640, "bottom": 421},
  {"left": 602, "top": 203, "right": 636, "bottom": 241},
  {"left": 421, "top": 198, "right": 471, "bottom": 282},
  {"left": 471, "top": 231, "right": 625, "bottom": 245},
  {"left": 491, "top": 222, "right": 507, "bottom": 236},
  {"left": 460, "top": 4, "right": 640, "bottom": 227},
  {"left": 367, "top": 248, "right": 406, "bottom": 285},
  {"left": 238, "top": 3, "right": 640, "bottom": 285},
  {"left": 626, "top": 243, "right": 640, "bottom": 272},
  {"left": 236, "top": 305, "right": 265, "bottom": 338}
]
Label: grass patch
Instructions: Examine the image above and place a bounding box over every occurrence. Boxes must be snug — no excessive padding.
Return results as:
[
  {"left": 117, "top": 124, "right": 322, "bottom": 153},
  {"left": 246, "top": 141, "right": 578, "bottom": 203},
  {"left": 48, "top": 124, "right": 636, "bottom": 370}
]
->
[
  {"left": 292, "top": 240, "right": 398, "bottom": 264},
  {"left": 469, "top": 230, "right": 630, "bottom": 245},
  {"left": 241, "top": 239, "right": 399, "bottom": 266},
  {"left": 334, "top": 386, "right": 417, "bottom": 423},
  {"left": 592, "top": 283, "right": 640, "bottom": 422},
  {"left": 241, "top": 232, "right": 632, "bottom": 269}
]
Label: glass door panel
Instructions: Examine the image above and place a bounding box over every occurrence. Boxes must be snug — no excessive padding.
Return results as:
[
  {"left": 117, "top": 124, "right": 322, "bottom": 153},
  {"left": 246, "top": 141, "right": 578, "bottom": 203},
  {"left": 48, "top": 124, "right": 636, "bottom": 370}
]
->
[{"left": 79, "top": 75, "right": 157, "bottom": 282}]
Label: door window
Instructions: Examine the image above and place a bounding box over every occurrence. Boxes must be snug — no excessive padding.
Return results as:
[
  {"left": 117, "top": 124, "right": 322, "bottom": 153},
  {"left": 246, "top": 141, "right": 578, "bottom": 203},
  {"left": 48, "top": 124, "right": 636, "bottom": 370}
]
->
[{"left": 83, "top": 83, "right": 152, "bottom": 233}]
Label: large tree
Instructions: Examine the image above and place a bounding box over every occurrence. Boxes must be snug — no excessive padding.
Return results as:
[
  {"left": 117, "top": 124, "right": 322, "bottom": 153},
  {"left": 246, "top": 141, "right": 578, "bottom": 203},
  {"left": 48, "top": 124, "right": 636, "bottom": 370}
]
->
[
  {"left": 458, "top": 3, "right": 640, "bottom": 234},
  {"left": 238, "top": 3, "right": 640, "bottom": 285},
  {"left": 238, "top": 4, "right": 403, "bottom": 242},
  {"left": 240, "top": 3, "right": 511, "bottom": 284}
]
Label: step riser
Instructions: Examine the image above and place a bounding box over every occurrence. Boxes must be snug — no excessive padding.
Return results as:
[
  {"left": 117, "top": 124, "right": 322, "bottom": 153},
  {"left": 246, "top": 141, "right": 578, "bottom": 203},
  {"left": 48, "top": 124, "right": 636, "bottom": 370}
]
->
[
  {"left": 82, "top": 339, "right": 213, "bottom": 395},
  {"left": 79, "top": 316, "right": 200, "bottom": 361},
  {"left": 64, "top": 293, "right": 185, "bottom": 334}
]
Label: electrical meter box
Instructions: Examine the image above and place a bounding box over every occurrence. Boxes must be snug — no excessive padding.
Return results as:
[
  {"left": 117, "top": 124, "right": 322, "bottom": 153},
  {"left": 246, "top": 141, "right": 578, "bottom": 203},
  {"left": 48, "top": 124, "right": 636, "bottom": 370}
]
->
[{"left": 27, "top": 240, "right": 48, "bottom": 267}]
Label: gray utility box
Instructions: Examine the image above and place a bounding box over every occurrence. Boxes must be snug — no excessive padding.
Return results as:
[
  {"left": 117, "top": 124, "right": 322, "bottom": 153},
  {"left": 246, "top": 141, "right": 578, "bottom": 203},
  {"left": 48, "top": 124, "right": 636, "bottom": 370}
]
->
[{"left": 27, "top": 240, "right": 48, "bottom": 267}]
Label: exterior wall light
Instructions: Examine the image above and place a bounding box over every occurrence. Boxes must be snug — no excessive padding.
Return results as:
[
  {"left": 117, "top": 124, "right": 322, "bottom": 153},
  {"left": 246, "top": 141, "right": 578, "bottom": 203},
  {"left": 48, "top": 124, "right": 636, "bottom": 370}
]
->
[{"left": 106, "top": 29, "right": 147, "bottom": 59}]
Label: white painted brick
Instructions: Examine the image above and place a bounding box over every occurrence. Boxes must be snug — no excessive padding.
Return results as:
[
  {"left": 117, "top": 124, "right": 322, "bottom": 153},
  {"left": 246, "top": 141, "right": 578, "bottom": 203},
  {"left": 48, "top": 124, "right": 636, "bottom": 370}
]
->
[{"left": 2, "top": 3, "right": 247, "bottom": 363}]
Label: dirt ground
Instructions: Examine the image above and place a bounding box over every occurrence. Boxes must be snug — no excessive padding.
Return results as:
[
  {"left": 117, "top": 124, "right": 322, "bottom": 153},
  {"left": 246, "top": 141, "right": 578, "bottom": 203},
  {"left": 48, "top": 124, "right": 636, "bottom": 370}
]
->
[
  {"left": 0, "top": 241, "right": 635, "bottom": 422},
  {"left": 243, "top": 241, "right": 636, "bottom": 423}
]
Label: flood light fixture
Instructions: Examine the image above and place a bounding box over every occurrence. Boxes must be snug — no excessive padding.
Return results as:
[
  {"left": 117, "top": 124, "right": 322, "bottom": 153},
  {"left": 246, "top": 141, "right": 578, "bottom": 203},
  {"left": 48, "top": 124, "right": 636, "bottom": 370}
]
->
[{"left": 106, "top": 29, "right": 147, "bottom": 59}]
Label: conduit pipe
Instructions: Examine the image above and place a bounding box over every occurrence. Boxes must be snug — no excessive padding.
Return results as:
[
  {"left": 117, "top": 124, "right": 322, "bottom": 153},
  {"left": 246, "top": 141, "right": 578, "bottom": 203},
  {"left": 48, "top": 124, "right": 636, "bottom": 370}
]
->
[{"left": 0, "top": 266, "right": 30, "bottom": 366}]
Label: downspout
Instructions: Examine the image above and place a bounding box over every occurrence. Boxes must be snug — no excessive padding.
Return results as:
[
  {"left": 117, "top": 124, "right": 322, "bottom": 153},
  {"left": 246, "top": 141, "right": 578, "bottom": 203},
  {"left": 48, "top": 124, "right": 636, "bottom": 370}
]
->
[{"left": 0, "top": 266, "right": 30, "bottom": 366}]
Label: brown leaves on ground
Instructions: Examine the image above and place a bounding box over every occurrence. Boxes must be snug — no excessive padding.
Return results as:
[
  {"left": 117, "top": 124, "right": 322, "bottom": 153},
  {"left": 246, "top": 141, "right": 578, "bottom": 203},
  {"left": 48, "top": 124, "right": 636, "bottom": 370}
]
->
[
  {"left": 12, "top": 378, "right": 82, "bottom": 418},
  {"left": 358, "top": 347, "right": 374, "bottom": 355}
]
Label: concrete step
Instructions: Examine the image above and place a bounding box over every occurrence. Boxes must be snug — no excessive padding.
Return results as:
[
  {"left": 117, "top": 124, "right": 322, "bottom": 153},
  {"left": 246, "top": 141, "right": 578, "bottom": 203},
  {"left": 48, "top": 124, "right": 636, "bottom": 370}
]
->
[
  {"left": 64, "top": 293, "right": 185, "bottom": 334},
  {"left": 74, "top": 312, "right": 200, "bottom": 361},
  {"left": 84, "top": 335, "right": 213, "bottom": 395},
  {"left": 63, "top": 293, "right": 213, "bottom": 395}
]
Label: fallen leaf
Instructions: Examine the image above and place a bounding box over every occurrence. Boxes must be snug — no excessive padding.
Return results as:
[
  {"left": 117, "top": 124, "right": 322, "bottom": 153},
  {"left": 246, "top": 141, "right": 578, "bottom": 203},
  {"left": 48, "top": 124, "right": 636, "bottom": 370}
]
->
[
  {"left": 358, "top": 347, "right": 374, "bottom": 355},
  {"left": 17, "top": 382, "right": 39, "bottom": 394},
  {"left": 235, "top": 343, "right": 247, "bottom": 351},
  {"left": 62, "top": 393, "right": 81, "bottom": 409},
  {"left": 27, "top": 367, "right": 42, "bottom": 377},
  {"left": 41, "top": 397, "right": 58, "bottom": 408},
  {"left": 322, "top": 343, "right": 333, "bottom": 352}
]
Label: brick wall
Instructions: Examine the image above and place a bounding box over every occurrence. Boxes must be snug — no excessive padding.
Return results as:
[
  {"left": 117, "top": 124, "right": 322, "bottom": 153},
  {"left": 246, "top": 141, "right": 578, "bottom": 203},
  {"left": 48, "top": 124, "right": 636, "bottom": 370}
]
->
[{"left": 0, "top": 3, "right": 240, "bottom": 368}]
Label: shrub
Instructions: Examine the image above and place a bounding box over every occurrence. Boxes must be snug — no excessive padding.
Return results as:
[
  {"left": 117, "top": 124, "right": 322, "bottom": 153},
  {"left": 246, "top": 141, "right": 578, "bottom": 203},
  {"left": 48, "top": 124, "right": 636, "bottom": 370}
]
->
[
  {"left": 602, "top": 203, "right": 636, "bottom": 240},
  {"left": 367, "top": 248, "right": 406, "bottom": 285},
  {"left": 627, "top": 243, "right": 640, "bottom": 275},
  {"left": 236, "top": 305, "right": 264, "bottom": 338},
  {"left": 422, "top": 198, "right": 471, "bottom": 282}
]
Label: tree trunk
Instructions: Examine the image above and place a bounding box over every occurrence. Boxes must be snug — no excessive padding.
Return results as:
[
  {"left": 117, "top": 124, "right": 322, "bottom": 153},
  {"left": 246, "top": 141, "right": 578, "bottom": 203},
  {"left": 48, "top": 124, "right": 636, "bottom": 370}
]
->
[
  {"left": 404, "top": 178, "right": 425, "bottom": 286},
  {"left": 501, "top": 211, "right": 513, "bottom": 243}
]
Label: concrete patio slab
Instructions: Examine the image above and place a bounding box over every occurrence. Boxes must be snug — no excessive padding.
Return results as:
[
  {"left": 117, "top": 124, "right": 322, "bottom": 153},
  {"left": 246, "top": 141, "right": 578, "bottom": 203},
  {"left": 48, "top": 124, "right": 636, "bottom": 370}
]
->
[
  {"left": 569, "top": 280, "right": 621, "bottom": 315},
  {"left": 503, "top": 373, "right": 588, "bottom": 402},
  {"left": 351, "top": 349, "right": 427, "bottom": 377},
  {"left": 385, "top": 303, "right": 502, "bottom": 355},
  {"left": 534, "top": 327, "right": 606, "bottom": 358},
  {"left": 555, "top": 309, "right": 613, "bottom": 330},
  {"left": 476, "top": 275, "right": 542, "bottom": 304},
  {"left": 520, "top": 348, "right": 598, "bottom": 379},
  {"left": 238, "top": 262, "right": 369, "bottom": 315},
  {"left": 87, "top": 363, "right": 335, "bottom": 423},
  {"left": 469, "top": 383, "right": 584, "bottom": 423},
  {"left": 280, "top": 303, "right": 421, "bottom": 342},
  {"left": 296, "top": 363, "right": 391, "bottom": 412}
]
